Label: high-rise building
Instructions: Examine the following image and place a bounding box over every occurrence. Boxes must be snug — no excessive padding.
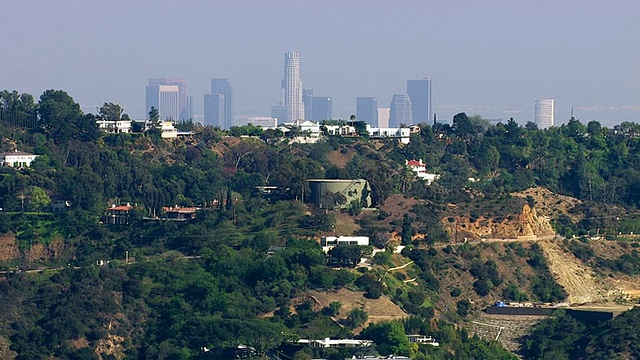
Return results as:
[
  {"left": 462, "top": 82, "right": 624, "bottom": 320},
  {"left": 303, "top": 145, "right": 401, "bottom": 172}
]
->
[
  {"left": 534, "top": 99, "right": 554, "bottom": 129},
  {"left": 204, "top": 93, "right": 225, "bottom": 128},
  {"left": 147, "top": 78, "right": 188, "bottom": 121},
  {"left": 303, "top": 89, "right": 314, "bottom": 120},
  {"left": 310, "top": 96, "right": 332, "bottom": 121},
  {"left": 204, "top": 78, "right": 233, "bottom": 129},
  {"left": 356, "top": 97, "right": 378, "bottom": 126},
  {"left": 389, "top": 94, "right": 413, "bottom": 127},
  {"left": 378, "top": 107, "right": 390, "bottom": 128},
  {"left": 283, "top": 51, "right": 304, "bottom": 122},
  {"left": 146, "top": 84, "right": 180, "bottom": 121},
  {"left": 407, "top": 78, "right": 432, "bottom": 123},
  {"left": 271, "top": 105, "right": 289, "bottom": 125},
  {"left": 186, "top": 96, "right": 194, "bottom": 121}
]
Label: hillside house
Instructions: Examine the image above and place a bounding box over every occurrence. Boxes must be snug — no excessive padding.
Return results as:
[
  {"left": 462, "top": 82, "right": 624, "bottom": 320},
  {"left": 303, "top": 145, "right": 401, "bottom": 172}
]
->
[
  {"left": 366, "top": 125, "right": 411, "bottom": 144},
  {"left": 96, "top": 119, "right": 132, "bottom": 133},
  {"left": 406, "top": 159, "right": 440, "bottom": 185},
  {"left": 321, "top": 236, "right": 369, "bottom": 252},
  {"left": 0, "top": 150, "right": 38, "bottom": 168},
  {"left": 106, "top": 204, "right": 134, "bottom": 225},
  {"left": 297, "top": 338, "right": 373, "bottom": 348},
  {"left": 323, "top": 124, "right": 357, "bottom": 136},
  {"left": 161, "top": 206, "right": 199, "bottom": 221}
]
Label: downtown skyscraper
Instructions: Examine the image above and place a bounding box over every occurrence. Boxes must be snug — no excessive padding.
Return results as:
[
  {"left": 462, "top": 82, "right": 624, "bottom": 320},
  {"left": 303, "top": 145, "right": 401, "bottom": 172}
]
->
[
  {"left": 282, "top": 51, "right": 304, "bottom": 122},
  {"left": 204, "top": 78, "right": 233, "bottom": 129},
  {"left": 407, "top": 77, "right": 432, "bottom": 123},
  {"left": 146, "top": 78, "right": 188, "bottom": 121},
  {"left": 389, "top": 94, "right": 413, "bottom": 127},
  {"left": 356, "top": 97, "right": 379, "bottom": 126}
]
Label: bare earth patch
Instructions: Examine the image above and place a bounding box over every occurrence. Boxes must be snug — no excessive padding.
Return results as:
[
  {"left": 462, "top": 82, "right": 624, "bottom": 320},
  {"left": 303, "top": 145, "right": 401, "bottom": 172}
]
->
[
  {"left": 308, "top": 288, "right": 407, "bottom": 331},
  {"left": 540, "top": 239, "right": 607, "bottom": 304}
]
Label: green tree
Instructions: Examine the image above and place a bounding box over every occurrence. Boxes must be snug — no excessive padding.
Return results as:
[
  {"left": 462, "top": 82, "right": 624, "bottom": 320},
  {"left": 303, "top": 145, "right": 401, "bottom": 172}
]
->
[
  {"left": 347, "top": 307, "right": 368, "bottom": 327},
  {"left": 28, "top": 186, "right": 51, "bottom": 211},
  {"left": 361, "top": 321, "right": 411, "bottom": 356},
  {"left": 98, "top": 102, "right": 123, "bottom": 121}
]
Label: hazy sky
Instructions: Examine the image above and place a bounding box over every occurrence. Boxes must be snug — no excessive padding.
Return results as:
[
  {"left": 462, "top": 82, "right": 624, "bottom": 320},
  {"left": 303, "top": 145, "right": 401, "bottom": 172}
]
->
[{"left": 2, "top": 0, "right": 639, "bottom": 126}]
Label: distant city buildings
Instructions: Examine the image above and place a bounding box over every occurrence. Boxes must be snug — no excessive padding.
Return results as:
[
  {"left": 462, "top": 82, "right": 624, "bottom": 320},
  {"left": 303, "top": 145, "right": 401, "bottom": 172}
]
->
[
  {"left": 535, "top": 99, "right": 554, "bottom": 129},
  {"left": 389, "top": 94, "right": 413, "bottom": 127},
  {"left": 247, "top": 117, "right": 277, "bottom": 129},
  {"left": 407, "top": 77, "right": 432, "bottom": 123},
  {"left": 356, "top": 97, "right": 379, "bottom": 126},
  {"left": 271, "top": 105, "right": 289, "bottom": 125},
  {"left": 303, "top": 89, "right": 314, "bottom": 120},
  {"left": 282, "top": 51, "right": 305, "bottom": 122},
  {"left": 310, "top": 96, "right": 332, "bottom": 121},
  {"left": 204, "top": 78, "right": 233, "bottom": 129},
  {"left": 146, "top": 78, "right": 188, "bottom": 121}
]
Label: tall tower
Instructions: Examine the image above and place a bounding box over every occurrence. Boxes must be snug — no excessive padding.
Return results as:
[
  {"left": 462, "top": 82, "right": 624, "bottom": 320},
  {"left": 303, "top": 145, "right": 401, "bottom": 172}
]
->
[
  {"left": 303, "top": 89, "right": 314, "bottom": 120},
  {"left": 146, "top": 84, "right": 180, "bottom": 121},
  {"left": 356, "top": 97, "right": 379, "bottom": 126},
  {"left": 389, "top": 94, "right": 413, "bottom": 127},
  {"left": 205, "top": 78, "right": 233, "bottom": 129},
  {"left": 534, "top": 99, "right": 554, "bottom": 129},
  {"left": 407, "top": 77, "right": 431, "bottom": 123},
  {"left": 283, "top": 51, "right": 304, "bottom": 122},
  {"left": 147, "top": 78, "right": 187, "bottom": 121}
]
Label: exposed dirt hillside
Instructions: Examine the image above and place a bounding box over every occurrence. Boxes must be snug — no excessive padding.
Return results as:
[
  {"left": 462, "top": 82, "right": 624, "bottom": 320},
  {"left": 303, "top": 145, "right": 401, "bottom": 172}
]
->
[
  {"left": 0, "top": 234, "right": 20, "bottom": 262},
  {"left": 512, "top": 187, "right": 582, "bottom": 221},
  {"left": 307, "top": 289, "right": 408, "bottom": 332},
  {"left": 540, "top": 239, "right": 608, "bottom": 304}
]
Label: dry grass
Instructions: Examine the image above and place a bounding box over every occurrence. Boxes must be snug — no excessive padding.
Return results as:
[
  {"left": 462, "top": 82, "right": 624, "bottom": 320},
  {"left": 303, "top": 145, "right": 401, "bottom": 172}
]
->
[{"left": 308, "top": 288, "right": 408, "bottom": 332}]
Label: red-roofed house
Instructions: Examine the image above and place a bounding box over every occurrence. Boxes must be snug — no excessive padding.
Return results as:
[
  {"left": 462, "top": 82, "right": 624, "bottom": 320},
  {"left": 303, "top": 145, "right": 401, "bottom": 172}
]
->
[
  {"left": 405, "top": 159, "right": 440, "bottom": 185},
  {"left": 106, "top": 204, "right": 134, "bottom": 225}
]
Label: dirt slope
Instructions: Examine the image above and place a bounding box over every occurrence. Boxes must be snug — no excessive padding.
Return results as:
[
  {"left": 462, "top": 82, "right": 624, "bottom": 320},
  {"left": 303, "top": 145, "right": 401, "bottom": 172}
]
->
[
  {"left": 540, "top": 239, "right": 608, "bottom": 304},
  {"left": 308, "top": 288, "right": 407, "bottom": 330}
]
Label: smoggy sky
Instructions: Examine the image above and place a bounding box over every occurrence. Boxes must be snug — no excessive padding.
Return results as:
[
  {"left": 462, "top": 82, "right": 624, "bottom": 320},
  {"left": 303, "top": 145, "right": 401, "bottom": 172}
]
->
[{"left": 1, "top": 0, "right": 639, "bottom": 126}]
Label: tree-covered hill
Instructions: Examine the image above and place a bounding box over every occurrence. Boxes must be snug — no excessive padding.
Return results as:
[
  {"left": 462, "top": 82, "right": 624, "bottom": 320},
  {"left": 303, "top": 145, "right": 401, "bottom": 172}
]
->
[
  {"left": 2, "top": 88, "right": 640, "bottom": 359},
  {"left": 521, "top": 307, "right": 640, "bottom": 359}
]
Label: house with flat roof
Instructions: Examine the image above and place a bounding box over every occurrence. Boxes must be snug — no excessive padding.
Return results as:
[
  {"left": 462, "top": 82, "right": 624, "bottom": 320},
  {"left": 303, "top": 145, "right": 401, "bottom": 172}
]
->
[{"left": 161, "top": 206, "right": 199, "bottom": 221}]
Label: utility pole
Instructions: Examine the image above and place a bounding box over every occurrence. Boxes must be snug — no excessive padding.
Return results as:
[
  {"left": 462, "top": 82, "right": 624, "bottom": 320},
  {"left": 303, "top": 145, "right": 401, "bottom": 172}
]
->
[{"left": 125, "top": 250, "right": 129, "bottom": 264}]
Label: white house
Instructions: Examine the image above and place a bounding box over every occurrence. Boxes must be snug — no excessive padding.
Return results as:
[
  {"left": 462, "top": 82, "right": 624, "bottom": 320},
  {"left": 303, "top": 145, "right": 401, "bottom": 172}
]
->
[
  {"left": 283, "top": 120, "right": 321, "bottom": 137},
  {"left": 0, "top": 150, "right": 38, "bottom": 168},
  {"left": 407, "top": 335, "right": 440, "bottom": 346},
  {"left": 366, "top": 125, "right": 411, "bottom": 144},
  {"left": 158, "top": 121, "right": 178, "bottom": 138},
  {"left": 96, "top": 119, "right": 132, "bottom": 133},
  {"left": 321, "top": 236, "right": 369, "bottom": 252},
  {"left": 324, "top": 124, "right": 357, "bottom": 136},
  {"left": 406, "top": 159, "right": 440, "bottom": 185},
  {"left": 297, "top": 338, "right": 373, "bottom": 348}
]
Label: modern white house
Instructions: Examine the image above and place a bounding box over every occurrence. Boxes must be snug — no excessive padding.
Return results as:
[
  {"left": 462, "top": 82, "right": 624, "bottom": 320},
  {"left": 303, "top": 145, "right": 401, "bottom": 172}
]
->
[
  {"left": 96, "top": 119, "right": 132, "bottom": 134},
  {"left": 297, "top": 338, "right": 373, "bottom": 348},
  {"left": 366, "top": 124, "right": 411, "bottom": 144},
  {"left": 158, "top": 121, "right": 178, "bottom": 138},
  {"left": 0, "top": 150, "right": 38, "bottom": 168},
  {"left": 321, "top": 236, "right": 369, "bottom": 252},
  {"left": 323, "top": 124, "right": 357, "bottom": 136},
  {"left": 407, "top": 335, "right": 440, "bottom": 346}
]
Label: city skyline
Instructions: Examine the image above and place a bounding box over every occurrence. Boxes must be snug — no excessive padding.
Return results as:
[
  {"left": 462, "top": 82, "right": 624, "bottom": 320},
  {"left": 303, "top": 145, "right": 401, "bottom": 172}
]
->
[{"left": 2, "top": 1, "right": 639, "bottom": 127}]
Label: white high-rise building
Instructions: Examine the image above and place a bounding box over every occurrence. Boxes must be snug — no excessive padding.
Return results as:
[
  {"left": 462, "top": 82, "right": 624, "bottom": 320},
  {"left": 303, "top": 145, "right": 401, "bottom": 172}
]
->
[
  {"left": 146, "top": 78, "right": 187, "bottom": 121},
  {"left": 283, "top": 51, "right": 305, "bottom": 122},
  {"left": 146, "top": 84, "right": 180, "bottom": 121},
  {"left": 534, "top": 99, "right": 554, "bottom": 129}
]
